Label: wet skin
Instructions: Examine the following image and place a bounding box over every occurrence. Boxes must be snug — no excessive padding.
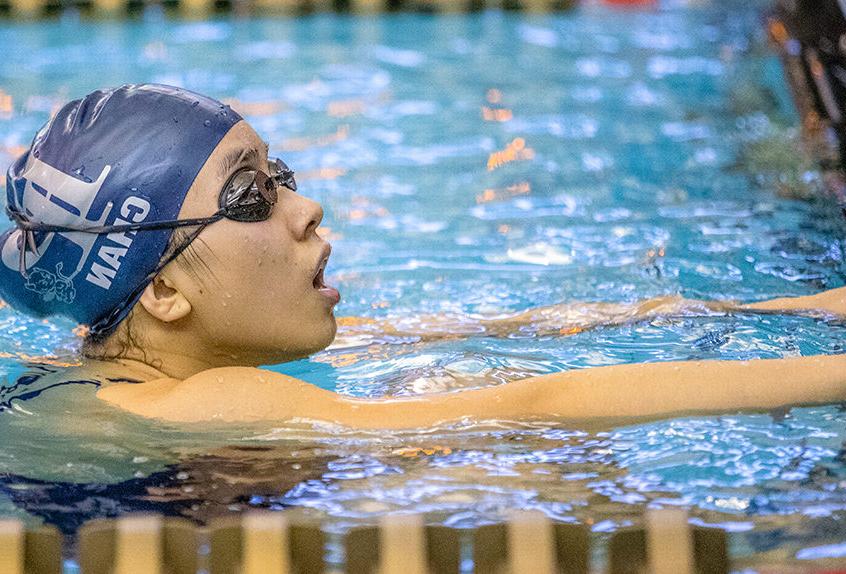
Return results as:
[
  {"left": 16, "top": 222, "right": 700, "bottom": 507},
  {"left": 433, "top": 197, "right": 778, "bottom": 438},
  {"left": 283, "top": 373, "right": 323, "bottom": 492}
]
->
[
  {"left": 89, "top": 121, "right": 340, "bottom": 378},
  {"left": 47, "top": 118, "right": 846, "bottom": 430}
]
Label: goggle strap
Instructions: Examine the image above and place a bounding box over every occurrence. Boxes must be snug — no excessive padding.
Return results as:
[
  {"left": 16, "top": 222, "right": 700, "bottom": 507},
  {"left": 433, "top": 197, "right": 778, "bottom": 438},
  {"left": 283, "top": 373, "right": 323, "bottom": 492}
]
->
[
  {"left": 87, "top": 222, "right": 212, "bottom": 336},
  {"left": 9, "top": 208, "right": 224, "bottom": 279},
  {"left": 11, "top": 212, "right": 225, "bottom": 235}
]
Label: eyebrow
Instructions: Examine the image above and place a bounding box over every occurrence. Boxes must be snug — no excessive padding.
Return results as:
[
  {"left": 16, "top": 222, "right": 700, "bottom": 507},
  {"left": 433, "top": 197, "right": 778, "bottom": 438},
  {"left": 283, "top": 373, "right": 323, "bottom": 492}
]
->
[{"left": 217, "top": 140, "right": 270, "bottom": 180}]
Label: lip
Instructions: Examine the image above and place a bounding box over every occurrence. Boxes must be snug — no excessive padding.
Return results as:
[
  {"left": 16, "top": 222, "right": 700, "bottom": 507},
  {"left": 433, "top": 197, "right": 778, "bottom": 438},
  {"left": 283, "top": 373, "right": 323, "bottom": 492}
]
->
[
  {"left": 312, "top": 243, "right": 340, "bottom": 306},
  {"left": 313, "top": 243, "right": 332, "bottom": 279}
]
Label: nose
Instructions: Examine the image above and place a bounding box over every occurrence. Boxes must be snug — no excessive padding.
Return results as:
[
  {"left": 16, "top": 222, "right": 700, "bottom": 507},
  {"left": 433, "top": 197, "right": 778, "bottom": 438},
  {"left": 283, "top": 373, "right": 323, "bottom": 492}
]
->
[{"left": 291, "top": 194, "right": 323, "bottom": 241}]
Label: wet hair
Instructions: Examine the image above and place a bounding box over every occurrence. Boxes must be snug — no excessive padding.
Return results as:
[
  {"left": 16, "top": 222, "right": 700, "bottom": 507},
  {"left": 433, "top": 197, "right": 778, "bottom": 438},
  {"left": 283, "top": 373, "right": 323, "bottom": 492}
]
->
[{"left": 80, "top": 228, "right": 212, "bottom": 362}]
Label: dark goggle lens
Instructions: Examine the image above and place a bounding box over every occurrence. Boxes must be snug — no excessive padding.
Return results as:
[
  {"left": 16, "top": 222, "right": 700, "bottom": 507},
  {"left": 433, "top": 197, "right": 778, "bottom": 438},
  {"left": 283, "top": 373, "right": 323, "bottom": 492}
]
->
[
  {"left": 226, "top": 199, "right": 273, "bottom": 222},
  {"left": 218, "top": 157, "right": 295, "bottom": 223},
  {"left": 220, "top": 170, "right": 274, "bottom": 222},
  {"left": 255, "top": 170, "right": 278, "bottom": 204}
]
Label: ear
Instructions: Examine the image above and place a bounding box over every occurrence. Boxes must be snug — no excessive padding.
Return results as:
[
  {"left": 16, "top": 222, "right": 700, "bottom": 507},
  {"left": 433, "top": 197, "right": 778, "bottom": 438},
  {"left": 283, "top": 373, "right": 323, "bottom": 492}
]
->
[{"left": 138, "top": 275, "right": 192, "bottom": 323}]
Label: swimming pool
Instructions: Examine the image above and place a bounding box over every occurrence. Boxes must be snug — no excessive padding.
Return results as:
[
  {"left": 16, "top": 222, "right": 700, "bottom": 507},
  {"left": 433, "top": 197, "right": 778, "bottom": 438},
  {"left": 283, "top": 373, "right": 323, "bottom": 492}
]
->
[{"left": 2, "top": 2, "right": 846, "bottom": 571}]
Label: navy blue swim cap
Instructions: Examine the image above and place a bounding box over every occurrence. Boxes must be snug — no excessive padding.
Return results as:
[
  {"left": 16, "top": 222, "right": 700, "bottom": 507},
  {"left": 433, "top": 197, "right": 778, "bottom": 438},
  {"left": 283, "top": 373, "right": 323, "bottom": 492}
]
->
[{"left": 0, "top": 84, "right": 242, "bottom": 335}]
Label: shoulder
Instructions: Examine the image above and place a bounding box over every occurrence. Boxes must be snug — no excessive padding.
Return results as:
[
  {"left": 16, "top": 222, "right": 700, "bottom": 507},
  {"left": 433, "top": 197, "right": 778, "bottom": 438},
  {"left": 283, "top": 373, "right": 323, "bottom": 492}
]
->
[
  {"left": 96, "top": 367, "right": 329, "bottom": 423},
  {"left": 180, "top": 366, "right": 305, "bottom": 387}
]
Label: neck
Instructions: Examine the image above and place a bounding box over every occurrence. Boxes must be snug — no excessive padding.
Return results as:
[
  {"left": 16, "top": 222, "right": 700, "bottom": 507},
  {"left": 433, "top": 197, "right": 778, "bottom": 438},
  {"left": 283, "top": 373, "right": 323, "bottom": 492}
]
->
[
  {"left": 120, "top": 346, "right": 229, "bottom": 380},
  {"left": 89, "top": 312, "right": 255, "bottom": 380}
]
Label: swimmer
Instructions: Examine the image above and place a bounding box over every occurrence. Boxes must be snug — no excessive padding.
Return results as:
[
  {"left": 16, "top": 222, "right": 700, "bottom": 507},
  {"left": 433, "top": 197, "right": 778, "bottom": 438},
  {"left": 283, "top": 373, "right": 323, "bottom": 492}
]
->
[{"left": 2, "top": 84, "right": 846, "bottom": 430}]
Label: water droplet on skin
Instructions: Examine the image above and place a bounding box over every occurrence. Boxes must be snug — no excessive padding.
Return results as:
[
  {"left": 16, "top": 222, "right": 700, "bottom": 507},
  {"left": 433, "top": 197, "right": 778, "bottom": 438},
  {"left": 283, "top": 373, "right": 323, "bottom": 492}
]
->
[{"left": 203, "top": 120, "right": 211, "bottom": 127}]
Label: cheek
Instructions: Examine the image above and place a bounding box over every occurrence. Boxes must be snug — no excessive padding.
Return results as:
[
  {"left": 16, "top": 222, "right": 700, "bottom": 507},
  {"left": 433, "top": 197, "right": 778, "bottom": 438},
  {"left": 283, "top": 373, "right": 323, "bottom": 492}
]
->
[
  {"left": 222, "top": 228, "right": 304, "bottom": 300},
  {"left": 190, "top": 224, "right": 320, "bottom": 330},
  {"left": 211, "top": 224, "right": 281, "bottom": 270}
]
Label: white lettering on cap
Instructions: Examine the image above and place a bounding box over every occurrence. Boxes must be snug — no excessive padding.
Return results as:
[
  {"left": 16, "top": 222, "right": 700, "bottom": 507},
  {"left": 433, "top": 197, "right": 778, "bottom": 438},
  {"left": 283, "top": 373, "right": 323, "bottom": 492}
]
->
[{"left": 85, "top": 196, "right": 150, "bottom": 289}]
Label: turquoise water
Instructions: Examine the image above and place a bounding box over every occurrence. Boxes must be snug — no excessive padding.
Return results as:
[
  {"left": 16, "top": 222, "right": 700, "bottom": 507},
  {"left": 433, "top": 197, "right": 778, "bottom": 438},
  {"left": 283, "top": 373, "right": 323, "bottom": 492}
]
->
[{"left": 2, "top": 2, "right": 846, "bottom": 570}]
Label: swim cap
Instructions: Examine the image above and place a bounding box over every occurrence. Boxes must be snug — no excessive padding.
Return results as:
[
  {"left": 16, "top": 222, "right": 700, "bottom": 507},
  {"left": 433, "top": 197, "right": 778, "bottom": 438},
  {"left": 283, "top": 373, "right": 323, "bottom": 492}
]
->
[{"left": 0, "top": 84, "right": 242, "bottom": 335}]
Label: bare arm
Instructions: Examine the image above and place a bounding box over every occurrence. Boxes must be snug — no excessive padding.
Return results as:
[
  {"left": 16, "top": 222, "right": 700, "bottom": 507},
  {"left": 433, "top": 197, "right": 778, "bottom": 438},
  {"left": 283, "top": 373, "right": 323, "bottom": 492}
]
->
[
  {"left": 98, "top": 354, "right": 846, "bottom": 429},
  {"left": 333, "top": 287, "right": 846, "bottom": 346}
]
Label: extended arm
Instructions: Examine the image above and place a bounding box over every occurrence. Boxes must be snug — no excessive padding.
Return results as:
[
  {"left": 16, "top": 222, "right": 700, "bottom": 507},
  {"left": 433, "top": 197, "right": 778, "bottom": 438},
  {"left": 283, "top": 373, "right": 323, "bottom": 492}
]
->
[
  {"left": 333, "top": 287, "right": 846, "bottom": 346},
  {"left": 321, "top": 354, "right": 846, "bottom": 429},
  {"left": 98, "top": 353, "right": 846, "bottom": 429}
]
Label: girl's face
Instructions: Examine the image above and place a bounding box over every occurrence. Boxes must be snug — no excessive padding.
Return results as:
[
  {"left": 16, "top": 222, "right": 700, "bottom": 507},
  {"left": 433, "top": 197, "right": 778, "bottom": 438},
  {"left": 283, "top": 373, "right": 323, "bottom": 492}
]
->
[{"left": 164, "top": 121, "right": 339, "bottom": 365}]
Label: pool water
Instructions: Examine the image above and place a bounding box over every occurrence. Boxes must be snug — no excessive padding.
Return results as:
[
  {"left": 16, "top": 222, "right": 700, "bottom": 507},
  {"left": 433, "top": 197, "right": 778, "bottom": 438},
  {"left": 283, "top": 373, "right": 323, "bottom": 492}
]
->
[{"left": 2, "top": 2, "right": 846, "bottom": 570}]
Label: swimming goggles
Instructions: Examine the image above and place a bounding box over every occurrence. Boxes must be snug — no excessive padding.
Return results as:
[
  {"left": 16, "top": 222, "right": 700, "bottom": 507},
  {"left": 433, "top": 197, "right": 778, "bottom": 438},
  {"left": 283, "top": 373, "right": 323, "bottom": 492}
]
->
[{"left": 8, "top": 157, "right": 296, "bottom": 277}]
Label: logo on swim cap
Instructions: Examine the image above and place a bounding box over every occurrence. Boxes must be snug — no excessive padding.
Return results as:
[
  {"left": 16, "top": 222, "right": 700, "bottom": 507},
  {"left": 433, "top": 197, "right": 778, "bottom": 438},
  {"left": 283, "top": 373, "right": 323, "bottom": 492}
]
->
[
  {"left": 23, "top": 263, "right": 76, "bottom": 303},
  {"left": 2, "top": 156, "right": 154, "bottom": 297},
  {"left": 3, "top": 156, "right": 112, "bottom": 289}
]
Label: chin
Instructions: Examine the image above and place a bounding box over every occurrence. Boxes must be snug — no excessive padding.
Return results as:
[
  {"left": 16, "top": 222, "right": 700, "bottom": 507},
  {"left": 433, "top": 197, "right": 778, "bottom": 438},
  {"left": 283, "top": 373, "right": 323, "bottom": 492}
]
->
[
  {"left": 274, "top": 320, "right": 337, "bottom": 363},
  {"left": 315, "top": 317, "right": 338, "bottom": 350}
]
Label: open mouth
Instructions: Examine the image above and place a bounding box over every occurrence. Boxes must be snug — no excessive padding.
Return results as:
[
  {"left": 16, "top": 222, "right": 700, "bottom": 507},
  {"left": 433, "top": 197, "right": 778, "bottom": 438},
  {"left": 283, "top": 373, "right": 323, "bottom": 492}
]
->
[
  {"left": 312, "top": 246, "right": 340, "bottom": 306},
  {"left": 313, "top": 258, "right": 327, "bottom": 289}
]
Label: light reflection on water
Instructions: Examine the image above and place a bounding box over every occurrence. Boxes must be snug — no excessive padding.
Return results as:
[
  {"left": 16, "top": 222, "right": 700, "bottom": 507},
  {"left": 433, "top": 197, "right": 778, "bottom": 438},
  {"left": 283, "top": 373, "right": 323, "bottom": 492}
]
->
[{"left": 1, "top": 1, "right": 846, "bottom": 570}]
